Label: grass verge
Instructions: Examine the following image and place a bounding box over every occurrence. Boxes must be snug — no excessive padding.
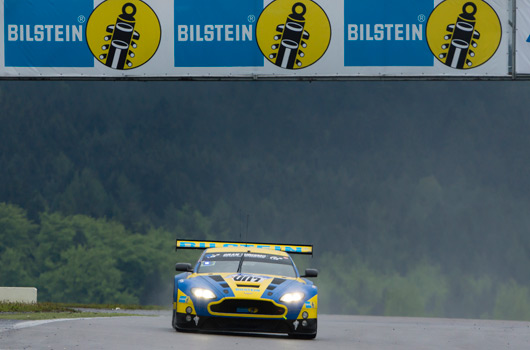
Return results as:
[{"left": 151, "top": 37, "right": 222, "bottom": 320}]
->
[
  {"left": 51, "top": 303, "right": 168, "bottom": 310},
  {"left": 0, "top": 312, "right": 142, "bottom": 320},
  {"left": 0, "top": 302, "right": 165, "bottom": 320}
]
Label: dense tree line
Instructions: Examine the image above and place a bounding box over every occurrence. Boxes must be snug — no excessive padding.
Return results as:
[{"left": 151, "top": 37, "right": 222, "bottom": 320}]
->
[
  {"left": 0, "top": 203, "right": 206, "bottom": 304},
  {"left": 1, "top": 80, "right": 530, "bottom": 320},
  {"left": 2, "top": 203, "right": 529, "bottom": 320}
]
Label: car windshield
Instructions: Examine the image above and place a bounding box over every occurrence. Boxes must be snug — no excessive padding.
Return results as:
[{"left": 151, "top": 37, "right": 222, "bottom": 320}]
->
[{"left": 197, "top": 252, "right": 297, "bottom": 278}]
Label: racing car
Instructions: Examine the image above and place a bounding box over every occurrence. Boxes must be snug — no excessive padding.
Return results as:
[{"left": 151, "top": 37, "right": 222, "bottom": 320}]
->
[{"left": 172, "top": 239, "right": 318, "bottom": 339}]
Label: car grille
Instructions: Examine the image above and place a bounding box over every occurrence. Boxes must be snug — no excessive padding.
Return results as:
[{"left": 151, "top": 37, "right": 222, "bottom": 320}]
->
[{"left": 209, "top": 298, "right": 286, "bottom": 316}]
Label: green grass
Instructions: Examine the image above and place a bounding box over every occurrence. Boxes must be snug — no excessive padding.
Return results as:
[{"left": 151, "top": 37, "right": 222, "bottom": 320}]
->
[
  {"left": 0, "top": 302, "right": 166, "bottom": 320},
  {"left": 47, "top": 302, "right": 168, "bottom": 310},
  {"left": 0, "top": 302, "right": 77, "bottom": 313},
  {"left": 0, "top": 302, "right": 168, "bottom": 313},
  {"left": 0, "top": 312, "right": 142, "bottom": 320}
]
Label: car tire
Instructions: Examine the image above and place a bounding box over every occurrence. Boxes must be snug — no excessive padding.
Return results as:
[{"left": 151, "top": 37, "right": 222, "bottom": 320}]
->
[{"left": 172, "top": 309, "right": 178, "bottom": 331}]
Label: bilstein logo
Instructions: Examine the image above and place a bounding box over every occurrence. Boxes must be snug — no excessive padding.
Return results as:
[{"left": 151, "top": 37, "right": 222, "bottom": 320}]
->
[
  {"left": 426, "top": 0, "right": 501, "bottom": 69},
  {"left": 256, "top": 0, "right": 331, "bottom": 69},
  {"left": 86, "top": 0, "right": 161, "bottom": 70}
]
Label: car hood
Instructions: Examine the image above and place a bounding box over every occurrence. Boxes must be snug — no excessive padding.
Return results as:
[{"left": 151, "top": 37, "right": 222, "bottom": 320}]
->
[{"left": 190, "top": 273, "right": 303, "bottom": 299}]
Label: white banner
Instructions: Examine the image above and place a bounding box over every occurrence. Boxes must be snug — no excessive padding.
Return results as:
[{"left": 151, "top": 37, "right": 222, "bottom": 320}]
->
[{"left": 0, "top": 0, "right": 512, "bottom": 79}]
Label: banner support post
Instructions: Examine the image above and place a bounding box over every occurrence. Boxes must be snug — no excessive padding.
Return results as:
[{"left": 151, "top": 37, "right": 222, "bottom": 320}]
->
[{"left": 512, "top": 0, "right": 517, "bottom": 80}]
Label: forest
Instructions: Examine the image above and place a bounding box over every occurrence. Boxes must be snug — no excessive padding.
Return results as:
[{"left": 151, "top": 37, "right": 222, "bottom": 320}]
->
[{"left": 1, "top": 80, "right": 530, "bottom": 320}]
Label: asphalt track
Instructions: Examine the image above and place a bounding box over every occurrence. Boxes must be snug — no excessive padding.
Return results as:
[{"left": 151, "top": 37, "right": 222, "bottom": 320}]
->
[{"left": 1, "top": 311, "right": 529, "bottom": 350}]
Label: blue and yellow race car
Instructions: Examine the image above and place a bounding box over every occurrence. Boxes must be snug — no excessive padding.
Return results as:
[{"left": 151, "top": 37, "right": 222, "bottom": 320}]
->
[{"left": 172, "top": 240, "right": 318, "bottom": 339}]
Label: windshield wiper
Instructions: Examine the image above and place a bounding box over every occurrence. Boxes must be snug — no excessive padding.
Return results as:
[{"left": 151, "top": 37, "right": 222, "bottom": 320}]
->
[{"left": 237, "top": 253, "right": 245, "bottom": 273}]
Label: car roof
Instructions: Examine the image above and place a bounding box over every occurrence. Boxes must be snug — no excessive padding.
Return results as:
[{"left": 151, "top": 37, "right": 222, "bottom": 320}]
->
[{"left": 203, "top": 246, "right": 290, "bottom": 256}]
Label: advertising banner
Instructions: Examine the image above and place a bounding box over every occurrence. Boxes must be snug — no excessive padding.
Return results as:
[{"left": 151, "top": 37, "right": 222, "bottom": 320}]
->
[
  {"left": 345, "top": 0, "right": 509, "bottom": 76},
  {"left": 0, "top": 0, "right": 513, "bottom": 79}
]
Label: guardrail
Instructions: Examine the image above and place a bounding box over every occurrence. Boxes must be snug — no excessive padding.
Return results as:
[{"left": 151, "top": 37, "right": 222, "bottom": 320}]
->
[{"left": 0, "top": 287, "right": 37, "bottom": 303}]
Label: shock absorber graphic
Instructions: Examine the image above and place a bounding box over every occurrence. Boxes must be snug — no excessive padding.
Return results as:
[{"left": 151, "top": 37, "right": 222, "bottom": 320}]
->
[
  {"left": 100, "top": 3, "right": 140, "bottom": 69},
  {"left": 269, "top": 2, "right": 310, "bottom": 69},
  {"left": 439, "top": 2, "right": 480, "bottom": 69}
]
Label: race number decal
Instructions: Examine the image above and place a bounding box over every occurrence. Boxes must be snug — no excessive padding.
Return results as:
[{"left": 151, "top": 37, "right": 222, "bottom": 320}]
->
[{"left": 233, "top": 275, "right": 262, "bottom": 283}]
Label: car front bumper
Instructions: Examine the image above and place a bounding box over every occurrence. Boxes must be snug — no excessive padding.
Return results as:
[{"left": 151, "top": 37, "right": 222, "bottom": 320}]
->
[{"left": 175, "top": 312, "right": 317, "bottom": 335}]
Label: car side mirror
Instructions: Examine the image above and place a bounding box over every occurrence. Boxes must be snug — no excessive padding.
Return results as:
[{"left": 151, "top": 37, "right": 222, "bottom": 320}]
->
[
  {"left": 175, "top": 263, "right": 193, "bottom": 272},
  {"left": 302, "top": 268, "right": 318, "bottom": 278}
]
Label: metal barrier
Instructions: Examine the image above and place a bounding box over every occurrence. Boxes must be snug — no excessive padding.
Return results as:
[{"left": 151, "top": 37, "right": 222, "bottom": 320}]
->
[{"left": 0, "top": 287, "right": 37, "bottom": 303}]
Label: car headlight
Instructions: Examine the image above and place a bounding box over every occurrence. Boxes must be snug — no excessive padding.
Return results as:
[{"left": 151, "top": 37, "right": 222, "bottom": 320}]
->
[
  {"left": 280, "top": 292, "right": 304, "bottom": 303},
  {"left": 191, "top": 288, "right": 216, "bottom": 299}
]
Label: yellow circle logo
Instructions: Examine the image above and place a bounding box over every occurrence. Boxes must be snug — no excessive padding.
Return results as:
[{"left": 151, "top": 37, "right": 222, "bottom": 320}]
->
[
  {"left": 426, "top": 0, "right": 501, "bottom": 69},
  {"left": 86, "top": 0, "right": 161, "bottom": 70},
  {"left": 256, "top": 0, "right": 331, "bottom": 70}
]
